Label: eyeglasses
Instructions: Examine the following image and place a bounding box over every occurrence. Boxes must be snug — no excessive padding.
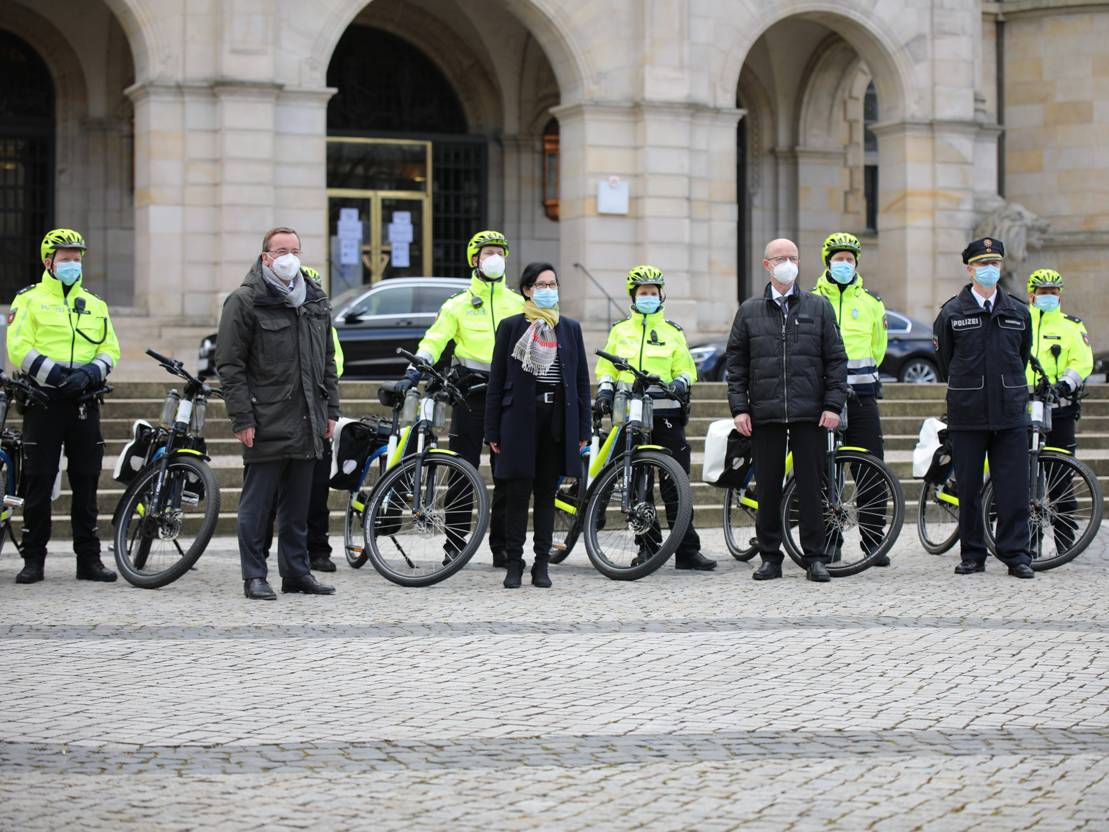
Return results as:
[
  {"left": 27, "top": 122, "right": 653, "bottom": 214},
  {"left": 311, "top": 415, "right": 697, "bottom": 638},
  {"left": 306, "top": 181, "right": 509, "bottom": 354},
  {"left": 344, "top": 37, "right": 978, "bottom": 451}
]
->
[
  {"left": 768, "top": 256, "right": 799, "bottom": 264},
  {"left": 532, "top": 281, "right": 558, "bottom": 290},
  {"left": 267, "top": 248, "right": 302, "bottom": 257}
]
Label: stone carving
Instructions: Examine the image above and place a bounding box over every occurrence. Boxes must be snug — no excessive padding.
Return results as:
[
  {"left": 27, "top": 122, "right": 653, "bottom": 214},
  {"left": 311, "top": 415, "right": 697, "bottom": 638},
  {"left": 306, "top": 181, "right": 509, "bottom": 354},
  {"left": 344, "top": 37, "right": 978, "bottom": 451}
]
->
[{"left": 973, "top": 198, "right": 1050, "bottom": 292}]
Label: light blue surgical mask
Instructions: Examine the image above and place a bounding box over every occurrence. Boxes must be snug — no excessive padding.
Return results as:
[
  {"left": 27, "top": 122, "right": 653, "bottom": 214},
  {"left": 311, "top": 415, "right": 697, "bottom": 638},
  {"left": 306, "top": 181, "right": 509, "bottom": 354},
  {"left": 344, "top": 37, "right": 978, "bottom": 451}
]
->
[
  {"left": 829, "top": 262, "right": 856, "bottom": 284},
  {"left": 54, "top": 260, "right": 82, "bottom": 286},
  {"left": 974, "top": 264, "right": 1001, "bottom": 288},
  {"left": 634, "top": 296, "right": 661, "bottom": 315},
  {"left": 1034, "top": 294, "right": 1060, "bottom": 313},
  {"left": 532, "top": 288, "right": 559, "bottom": 309}
]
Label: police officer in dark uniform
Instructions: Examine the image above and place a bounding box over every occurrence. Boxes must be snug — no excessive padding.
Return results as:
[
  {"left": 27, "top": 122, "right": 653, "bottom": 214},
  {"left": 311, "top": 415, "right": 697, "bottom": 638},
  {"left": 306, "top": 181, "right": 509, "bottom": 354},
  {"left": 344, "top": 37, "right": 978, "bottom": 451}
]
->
[{"left": 933, "top": 237, "right": 1034, "bottom": 579}]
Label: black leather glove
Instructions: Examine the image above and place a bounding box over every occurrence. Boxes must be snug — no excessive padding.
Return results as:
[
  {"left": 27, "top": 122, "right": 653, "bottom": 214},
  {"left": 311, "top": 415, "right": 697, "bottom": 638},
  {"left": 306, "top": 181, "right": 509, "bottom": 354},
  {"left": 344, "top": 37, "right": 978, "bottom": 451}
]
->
[
  {"left": 44, "top": 364, "right": 67, "bottom": 387},
  {"left": 593, "top": 388, "right": 614, "bottom": 416},
  {"left": 59, "top": 367, "right": 94, "bottom": 399},
  {"left": 669, "top": 378, "right": 688, "bottom": 398},
  {"left": 1052, "top": 380, "right": 1073, "bottom": 400},
  {"left": 395, "top": 367, "right": 422, "bottom": 394}
]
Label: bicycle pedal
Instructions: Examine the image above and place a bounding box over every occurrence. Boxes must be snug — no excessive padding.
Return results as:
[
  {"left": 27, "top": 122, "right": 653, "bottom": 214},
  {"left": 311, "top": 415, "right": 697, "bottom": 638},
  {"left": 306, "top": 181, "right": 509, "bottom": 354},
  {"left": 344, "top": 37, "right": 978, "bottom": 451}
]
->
[{"left": 348, "top": 546, "right": 363, "bottom": 555}]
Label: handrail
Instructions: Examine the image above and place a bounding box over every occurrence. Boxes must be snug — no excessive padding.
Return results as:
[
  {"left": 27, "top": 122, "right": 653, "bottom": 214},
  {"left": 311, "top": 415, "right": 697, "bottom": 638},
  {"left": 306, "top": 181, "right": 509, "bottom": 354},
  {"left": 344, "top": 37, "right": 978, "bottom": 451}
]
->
[{"left": 573, "top": 262, "right": 624, "bottom": 328}]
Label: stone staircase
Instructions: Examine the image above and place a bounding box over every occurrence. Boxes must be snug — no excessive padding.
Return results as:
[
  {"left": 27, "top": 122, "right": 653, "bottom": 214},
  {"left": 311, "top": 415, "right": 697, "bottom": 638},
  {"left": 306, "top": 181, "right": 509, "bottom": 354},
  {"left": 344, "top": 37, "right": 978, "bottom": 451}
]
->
[{"left": 31, "top": 381, "right": 1109, "bottom": 536}]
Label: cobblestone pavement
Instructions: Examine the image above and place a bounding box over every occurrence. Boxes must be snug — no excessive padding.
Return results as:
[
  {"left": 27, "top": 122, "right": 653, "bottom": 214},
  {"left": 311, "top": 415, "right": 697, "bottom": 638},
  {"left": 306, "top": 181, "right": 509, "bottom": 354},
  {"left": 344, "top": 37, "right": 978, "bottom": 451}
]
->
[{"left": 2, "top": 526, "right": 1109, "bottom": 831}]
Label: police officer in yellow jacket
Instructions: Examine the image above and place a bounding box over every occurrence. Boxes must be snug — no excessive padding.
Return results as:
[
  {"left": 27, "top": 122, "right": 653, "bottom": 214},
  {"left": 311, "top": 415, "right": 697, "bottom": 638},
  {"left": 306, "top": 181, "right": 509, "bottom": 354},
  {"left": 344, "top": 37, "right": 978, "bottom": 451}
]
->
[
  {"left": 397, "top": 230, "right": 523, "bottom": 566},
  {"left": 6, "top": 228, "right": 121, "bottom": 584},
  {"left": 594, "top": 265, "right": 716, "bottom": 571},
  {"left": 812, "top": 232, "right": 891, "bottom": 566}
]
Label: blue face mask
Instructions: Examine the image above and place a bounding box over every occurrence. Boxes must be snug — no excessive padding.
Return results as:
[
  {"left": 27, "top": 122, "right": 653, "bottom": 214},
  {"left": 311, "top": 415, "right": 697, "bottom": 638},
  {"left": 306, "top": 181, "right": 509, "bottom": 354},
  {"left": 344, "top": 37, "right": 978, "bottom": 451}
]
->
[
  {"left": 829, "top": 262, "right": 856, "bottom": 284},
  {"left": 635, "top": 296, "right": 661, "bottom": 315},
  {"left": 1034, "top": 294, "right": 1060, "bottom": 312},
  {"left": 54, "top": 260, "right": 82, "bottom": 286},
  {"left": 532, "top": 288, "right": 559, "bottom": 309},
  {"left": 974, "top": 264, "right": 1001, "bottom": 288}
]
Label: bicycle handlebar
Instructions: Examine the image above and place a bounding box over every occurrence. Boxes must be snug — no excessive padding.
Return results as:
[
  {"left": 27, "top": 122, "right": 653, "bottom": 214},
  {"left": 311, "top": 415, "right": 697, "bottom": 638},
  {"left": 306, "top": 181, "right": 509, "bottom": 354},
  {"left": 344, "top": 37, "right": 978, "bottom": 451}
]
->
[
  {"left": 0, "top": 370, "right": 49, "bottom": 406},
  {"left": 594, "top": 350, "right": 668, "bottom": 391},
  {"left": 395, "top": 347, "right": 467, "bottom": 405},
  {"left": 145, "top": 347, "right": 212, "bottom": 395}
]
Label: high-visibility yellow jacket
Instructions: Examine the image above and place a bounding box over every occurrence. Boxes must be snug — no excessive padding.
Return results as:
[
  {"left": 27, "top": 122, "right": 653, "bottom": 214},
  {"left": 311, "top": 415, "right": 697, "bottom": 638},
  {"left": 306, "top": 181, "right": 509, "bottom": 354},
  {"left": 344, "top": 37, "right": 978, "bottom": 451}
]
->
[
  {"left": 332, "top": 328, "right": 344, "bottom": 377},
  {"left": 7, "top": 271, "right": 121, "bottom": 386},
  {"left": 594, "top": 308, "right": 697, "bottom": 411},
  {"left": 813, "top": 271, "right": 887, "bottom": 396},
  {"left": 1027, "top": 303, "right": 1092, "bottom": 404},
  {"left": 415, "top": 273, "right": 524, "bottom": 372}
]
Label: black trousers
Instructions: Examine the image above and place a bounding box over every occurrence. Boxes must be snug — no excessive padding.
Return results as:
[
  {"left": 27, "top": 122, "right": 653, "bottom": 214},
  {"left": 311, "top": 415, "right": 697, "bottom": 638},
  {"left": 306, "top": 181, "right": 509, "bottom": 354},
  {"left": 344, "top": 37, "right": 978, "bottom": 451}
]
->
[
  {"left": 950, "top": 427, "right": 1031, "bottom": 567},
  {"left": 264, "top": 440, "right": 333, "bottom": 559},
  {"left": 651, "top": 413, "right": 702, "bottom": 556},
  {"left": 446, "top": 389, "right": 506, "bottom": 557},
  {"left": 20, "top": 398, "right": 105, "bottom": 565},
  {"left": 844, "top": 395, "right": 886, "bottom": 553},
  {"left": 753, "top": 421, "right": 827, "bottom": 565},
  {"left": 503, "top": 400, "right": 565, "bottom": 563},
  {"left": 238, "top": 458, "right": 315, "bottom": 580},
  {"left": 1044, "top": 412, "right": 1078, "bottom": 552}
]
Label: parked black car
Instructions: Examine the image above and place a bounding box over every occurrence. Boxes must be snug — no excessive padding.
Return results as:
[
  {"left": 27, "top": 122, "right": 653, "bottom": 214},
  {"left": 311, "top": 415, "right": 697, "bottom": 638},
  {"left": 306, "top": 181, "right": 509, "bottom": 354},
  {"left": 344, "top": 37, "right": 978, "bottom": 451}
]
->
[
  {"left": 198, "top": 276, "right": 470, "bottom": 380},
  {"left": 690, "top": 308, "right": 939, "bottom": 383}
]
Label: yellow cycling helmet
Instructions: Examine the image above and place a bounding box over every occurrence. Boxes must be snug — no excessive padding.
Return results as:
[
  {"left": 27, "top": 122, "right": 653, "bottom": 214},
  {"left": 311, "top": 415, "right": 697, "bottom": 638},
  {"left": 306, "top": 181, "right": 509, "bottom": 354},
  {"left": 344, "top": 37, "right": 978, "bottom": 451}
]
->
[
  {"left": 821, "top": 232, "right": 861, "bottom": 265},
  {"left": 1027, "top": 268, "right": 1064, "bottom": 293},
  {"left": 40, "top": 227, "right": 87, "bottom": 262},
  {"left": 626, "top": 264, "right": 665, "bottom": 296},
  {"left": 466, "top": 230, "right": 509, "bottom": 266}
]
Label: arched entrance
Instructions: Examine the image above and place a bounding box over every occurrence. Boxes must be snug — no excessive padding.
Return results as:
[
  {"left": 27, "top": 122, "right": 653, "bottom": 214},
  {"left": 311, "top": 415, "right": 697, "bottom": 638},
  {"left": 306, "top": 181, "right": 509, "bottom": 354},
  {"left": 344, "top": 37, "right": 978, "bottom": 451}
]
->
[{"left": 0, "top": 30, "right": 54, "bottom": 299}]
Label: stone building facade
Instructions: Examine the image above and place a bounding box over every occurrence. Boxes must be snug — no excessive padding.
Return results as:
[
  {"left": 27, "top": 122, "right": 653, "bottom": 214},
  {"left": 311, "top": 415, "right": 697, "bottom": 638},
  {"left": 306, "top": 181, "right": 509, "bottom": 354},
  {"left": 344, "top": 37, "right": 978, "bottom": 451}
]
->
[{"left": 1, "top": 0, "right": 1106, "bottom": 371}]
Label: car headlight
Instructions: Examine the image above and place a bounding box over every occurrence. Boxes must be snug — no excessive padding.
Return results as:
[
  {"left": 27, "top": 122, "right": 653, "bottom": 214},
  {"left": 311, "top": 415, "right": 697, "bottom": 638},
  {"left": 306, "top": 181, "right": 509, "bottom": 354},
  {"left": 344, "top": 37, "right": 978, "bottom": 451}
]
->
[{"left": 688, "top": 346, "right": 716, "bottom": 368}]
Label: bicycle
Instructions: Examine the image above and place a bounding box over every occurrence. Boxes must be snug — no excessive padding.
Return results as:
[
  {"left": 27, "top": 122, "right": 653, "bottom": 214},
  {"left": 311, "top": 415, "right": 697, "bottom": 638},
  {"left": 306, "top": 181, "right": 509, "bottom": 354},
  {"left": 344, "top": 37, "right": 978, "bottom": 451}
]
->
[
  {"left": 918, "top": 356, "right": 1102, "bottom": 570},
  {"left": 111, "top": 349, "right": 222, "bottom": 589},
  {"left": 0, "top": 371, "right": 50, "bottom": 556},
  {"left": 351, "top": 347, "right": 489, "bottom": 587},
  {"left": 549, "top": 350, "right": 693, "bottom": 581},
  {"left": 721, "top": 396, "right": 905, "bottom": 576}
]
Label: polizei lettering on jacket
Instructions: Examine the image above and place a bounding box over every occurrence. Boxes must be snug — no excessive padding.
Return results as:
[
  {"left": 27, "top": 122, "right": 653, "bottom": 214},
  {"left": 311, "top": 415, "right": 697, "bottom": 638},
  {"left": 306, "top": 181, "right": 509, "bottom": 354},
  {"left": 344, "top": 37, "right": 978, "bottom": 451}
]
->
[{"left": 950, "top": 316, "right": 983, "bottom": 330}]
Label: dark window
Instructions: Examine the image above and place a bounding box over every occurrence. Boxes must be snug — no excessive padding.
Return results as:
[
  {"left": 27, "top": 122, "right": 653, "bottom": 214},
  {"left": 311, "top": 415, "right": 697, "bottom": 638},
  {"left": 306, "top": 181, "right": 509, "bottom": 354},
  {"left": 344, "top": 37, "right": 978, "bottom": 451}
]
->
[
  {"left": 414, "top": 284, "right": 461, "bottom": 313},
  {"left": 885, "top": 312, "right": 910, "bottom": 334},
  {"left": 865, "top": 165, "right": 878, "bottom": 233},
  {"left": 0, "top": 30, "right": 54, "bottom": 301},
  {"left": 542, "top": 118, "right": 559, "bottom": 221},
  {"left": 863, "top": 81, "right": 878, "bottom": 232},
  {"left": 433, "top": 138, "right": 487, "bottom": 277},
  {"left": 864, "top": 82, "right": 878, "bottom": 154}
]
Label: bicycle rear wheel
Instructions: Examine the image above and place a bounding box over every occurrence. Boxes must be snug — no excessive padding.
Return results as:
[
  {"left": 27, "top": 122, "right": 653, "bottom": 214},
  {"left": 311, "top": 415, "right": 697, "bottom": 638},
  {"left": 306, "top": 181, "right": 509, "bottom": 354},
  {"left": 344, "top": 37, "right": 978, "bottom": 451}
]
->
[
  {"left": 364, "top": 453, "right": 489, "bottom": 586},
  {"left": 113, "top": 456, "right": 220, "bottom": 589},
  {"left": 344, "top": 488, "right": 370, "bottom": 568},
  {"left": 782, "top": 450, "right": 904, "bottom": 576},
  {"left": 582, "top": 450, "right": 691, "bottom": 580},
  {"left": 723, "top": 485, "right": 759, "bottom": 561},
  {"left": 917, "top": 479, "right": 960, "bottom": 555},
  {"left": 550, "top": 473, "right": 585, "bottom": 564},
  {"left": 982, "top": 451, "right": 1102, "bottom": 570}
]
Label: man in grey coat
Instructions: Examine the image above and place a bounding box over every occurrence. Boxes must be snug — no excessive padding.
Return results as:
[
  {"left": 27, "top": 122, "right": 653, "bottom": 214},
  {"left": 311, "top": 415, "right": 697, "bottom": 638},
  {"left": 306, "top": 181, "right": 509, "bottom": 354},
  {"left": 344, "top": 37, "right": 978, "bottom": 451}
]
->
[{"left": 216, "top": 226, "right": 341, "bottom": 600}]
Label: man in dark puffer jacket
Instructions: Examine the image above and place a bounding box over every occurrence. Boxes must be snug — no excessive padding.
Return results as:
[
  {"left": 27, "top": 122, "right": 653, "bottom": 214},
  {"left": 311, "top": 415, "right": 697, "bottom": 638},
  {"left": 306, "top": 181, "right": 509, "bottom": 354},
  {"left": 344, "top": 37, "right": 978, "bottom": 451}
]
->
[{"left": 725, "top": 238, "right": 848, "bottom": 582}]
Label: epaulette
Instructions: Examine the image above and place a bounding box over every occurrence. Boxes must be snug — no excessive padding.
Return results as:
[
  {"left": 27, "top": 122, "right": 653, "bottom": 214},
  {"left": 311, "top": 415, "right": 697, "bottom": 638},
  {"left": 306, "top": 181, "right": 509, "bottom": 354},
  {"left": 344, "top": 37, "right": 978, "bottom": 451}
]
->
[
  {"left": 15, "top": 284, "right": 35, "bottom": 296},
  {"left": 939, "top": 294, "right": 958, "bottom": 310},
  {"left": 80, "top": 288, "right": 104, "bottom": 302},
  {"left": 665, "top": 319, "right": 684, "bottom": 332},
  {"left": 443, "top": 290, "right": 466, "bottom": 302},
  {"left": 1064, "top": 313, "right": 1083, "bottom": 325},
  {"left": 863, "top": 288, "right": 883, "bottom": 303}
]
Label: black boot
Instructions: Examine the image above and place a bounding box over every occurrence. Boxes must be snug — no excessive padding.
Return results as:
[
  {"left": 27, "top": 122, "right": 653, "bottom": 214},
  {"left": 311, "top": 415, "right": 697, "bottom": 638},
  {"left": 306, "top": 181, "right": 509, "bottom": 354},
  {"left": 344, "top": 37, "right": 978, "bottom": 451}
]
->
[
  {"left": 675, "top": 551, "right": 717, "bottom": 571},
  {"left": 753, "top": 560, "right": 782, "bottom": 581},
  {"left": 492, "top": 550, "right": 507, "bottom": 569},
  {"left": 76, "top": 561, "right": 117, "bottom": 582},
  {"left": 531, "top": 557, "right": 552, "bottom": 588},
  {"left": 503, "top": 559, "right": 524, "bottom": 588},
  {"left": 16, "top": 558, "right": 44, "bottom": 584}
]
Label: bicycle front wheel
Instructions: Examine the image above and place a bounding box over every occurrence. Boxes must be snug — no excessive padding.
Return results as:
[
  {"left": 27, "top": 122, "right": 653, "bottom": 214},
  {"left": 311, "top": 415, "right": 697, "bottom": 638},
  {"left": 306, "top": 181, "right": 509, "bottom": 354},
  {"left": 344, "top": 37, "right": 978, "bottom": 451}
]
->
[
  {"left": 917, "top": 479, "right": 960, "bottom": 555},
  {"left": 782, "top": 450, "right": 905, "bottom": 576},
  {"left": 550, "top": 473, "right": 585, "bottom": 564},
  {"left": 113, "top": 456, "right": 220, "bottom": 589},
  {"left": 344, "top": 488, "right": 370, "bottom": 568},
  {"left": 582, "top": 450, "right": 691, "bottom": 580},
  {"left": 723, "top": 485, "right": 759, "bottom": 561},
  {"left": 982, "top": 451, "right": 1103, "bottom": 571},
  {"left": 363, "top": 452, "right": 489, "bottom": 587}
]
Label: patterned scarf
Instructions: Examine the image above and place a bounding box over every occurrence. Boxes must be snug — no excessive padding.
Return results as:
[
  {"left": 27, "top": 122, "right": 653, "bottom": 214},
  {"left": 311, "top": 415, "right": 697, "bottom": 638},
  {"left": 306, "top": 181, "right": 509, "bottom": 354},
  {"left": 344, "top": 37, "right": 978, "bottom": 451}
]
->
[
  {"left": 512, "top": 300, "right": 559, "bottom": 376},
  {"left": 261, "top": 264, "right": 307, "bottom": 308}
]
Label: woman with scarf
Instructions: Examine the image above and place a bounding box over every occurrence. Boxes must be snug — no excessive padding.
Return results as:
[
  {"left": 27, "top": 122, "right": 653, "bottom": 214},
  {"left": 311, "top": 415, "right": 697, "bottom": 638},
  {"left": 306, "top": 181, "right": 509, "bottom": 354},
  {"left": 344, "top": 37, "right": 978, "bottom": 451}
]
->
[{"left": 485, "top": 262, "right": 592, "bottom": 588}]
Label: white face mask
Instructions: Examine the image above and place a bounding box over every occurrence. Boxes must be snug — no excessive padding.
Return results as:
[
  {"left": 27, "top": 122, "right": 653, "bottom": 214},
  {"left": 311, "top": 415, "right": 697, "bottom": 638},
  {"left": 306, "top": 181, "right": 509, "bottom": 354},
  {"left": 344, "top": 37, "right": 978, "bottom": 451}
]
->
[
  {"left": 479, "top": 254, "right": 506, "bottom": 280},
  {"left": 271, "top": 253, "right": 301, "bottom": 281},
  {"left": 772, "top": 260, "right": 798, "bottom": 285}
]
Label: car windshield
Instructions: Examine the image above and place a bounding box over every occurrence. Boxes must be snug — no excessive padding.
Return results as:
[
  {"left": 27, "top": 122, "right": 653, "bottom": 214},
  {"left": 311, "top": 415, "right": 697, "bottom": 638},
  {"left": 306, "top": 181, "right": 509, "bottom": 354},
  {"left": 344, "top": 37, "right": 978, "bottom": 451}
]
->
[{"left": 330, "top": 285, "right": 365, "bottom": 313}]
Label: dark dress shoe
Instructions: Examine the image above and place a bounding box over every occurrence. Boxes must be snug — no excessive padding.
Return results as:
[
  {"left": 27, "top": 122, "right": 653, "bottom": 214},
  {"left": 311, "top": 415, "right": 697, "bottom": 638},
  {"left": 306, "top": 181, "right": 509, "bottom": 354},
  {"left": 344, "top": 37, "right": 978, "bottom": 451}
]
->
[
  {"left": 309, "top": 555, "right": 337, "bottom": 573},
  {"left": 492, "top": 551, "right": 507, "bottom": 569},
  {"left": 503, "top": 560, "right": 524, "bottom": 588},
  {"left": 753, "top": 561, "right": 782, "bottom": 581},
  {"left": 281, "top": 573, "right": 335, "bottom": 595},
  {"left": 806, "top": 561, "right": 831, "bottom": 582},
  {"left": 76, "top": 562, "right": 117, "bottom": 582},
  {"left": 675, "top": 551, "right": 717, "bottom": 571},
  {"left": 244, "top": 578, "right": 277, "bottom": 600},
  {"left": 870, "top": 553, "right": 891, "bottom": 567},
  {"left": 954, "top": 561, "right": 986, "bottom": 575},
  {"left": 531, "top": 560, "right": 552, "bottom": 588},
  {"left": 1008, "top": 563, "right": 1035, "bottom": 579},
  {"left": 16, "top": 562, "right": 44, "bottom": 584}
]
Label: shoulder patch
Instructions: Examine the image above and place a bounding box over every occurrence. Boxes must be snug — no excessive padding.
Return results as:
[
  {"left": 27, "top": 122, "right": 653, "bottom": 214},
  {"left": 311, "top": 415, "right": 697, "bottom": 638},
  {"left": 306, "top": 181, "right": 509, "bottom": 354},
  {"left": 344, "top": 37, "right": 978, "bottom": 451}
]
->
[
  {"left": 939, "top": 294, "right": 958, "bottom": 311},
  {"left": 15, "top": 284, "right": 35, "bottom": 296},
  {"left": 665, "top": 319, "right": 684, "bottom": 332},
  {"left": 1064, "top": 313, "right": 1083, "bottom": 324}
]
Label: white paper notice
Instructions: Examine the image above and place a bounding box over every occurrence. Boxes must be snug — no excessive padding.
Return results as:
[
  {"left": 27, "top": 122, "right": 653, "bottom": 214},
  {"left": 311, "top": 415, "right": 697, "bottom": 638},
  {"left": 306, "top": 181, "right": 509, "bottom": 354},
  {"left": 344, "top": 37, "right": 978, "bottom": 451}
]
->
[
  {"left": 339, "top": 239, "right": 360, "bottom": 265},
  {"left": 388, "top": 222, "right": 413, "bottom": 245},
  {"left": 392, "top": 244, "right": 410, "bottom": 268}
]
